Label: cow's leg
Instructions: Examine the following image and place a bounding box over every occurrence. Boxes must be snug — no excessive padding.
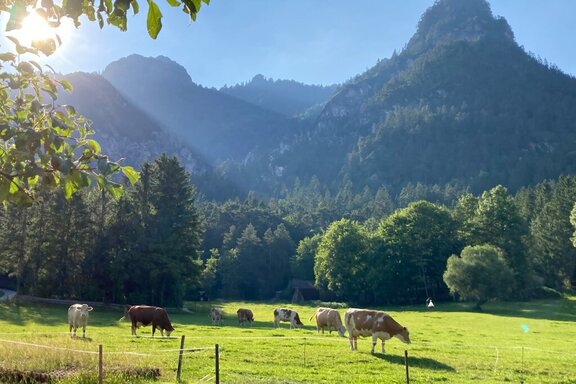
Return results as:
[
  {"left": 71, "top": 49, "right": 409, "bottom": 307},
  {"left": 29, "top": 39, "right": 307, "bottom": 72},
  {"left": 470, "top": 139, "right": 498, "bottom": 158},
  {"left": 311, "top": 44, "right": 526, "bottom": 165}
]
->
[
  {"left": 160, "top": 328, "right": 165, "bottom": 337},
  {"left": 69, "top": 324, "right": 73, "bottom": 336},
  {"left": 82, "top": 325, "right": 86, "bottom": 338},
  {"left": 131, "top": 323, "right": 137, "bottom": 337},
  {"left": 348, "top": 335, "right": 354, "bottom": 351},
  {"left": 371, "top": 334, "right": 377, "bottom": 354},
  {"left": 381, "top": 339, "right": 385, "bottom": 354}
]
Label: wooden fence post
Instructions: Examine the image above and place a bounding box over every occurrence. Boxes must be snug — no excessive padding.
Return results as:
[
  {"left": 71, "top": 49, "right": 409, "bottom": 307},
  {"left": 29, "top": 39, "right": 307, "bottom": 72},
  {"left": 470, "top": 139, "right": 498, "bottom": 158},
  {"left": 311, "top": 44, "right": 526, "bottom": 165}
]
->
[
  {"left": 215, "top": 343, "right": 220, "bottom": 384},
  {"left": 177, "top": 335, "right": 186, "bottom": 382},
  {"left": 98, "top": 344, "right": 103, "bottom": 384},
  {"left": 404, "top": 350, "right": 409, "bottom": 384}
]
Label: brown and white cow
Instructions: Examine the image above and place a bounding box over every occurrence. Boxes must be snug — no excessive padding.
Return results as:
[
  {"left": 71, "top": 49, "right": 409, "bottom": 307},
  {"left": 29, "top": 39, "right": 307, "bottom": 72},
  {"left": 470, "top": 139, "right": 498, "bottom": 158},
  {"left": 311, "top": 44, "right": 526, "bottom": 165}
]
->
[
  {"left": 237, "top": 308, "right": 254, "bottom": 326},
  {"left": 344, "top": 308, "right": 411, "bottom": 354},
  {"left": 121, "top": 305, "right": 174, "bottom": 337},
  {"left": 68, "top": 303, "right": 93, "bottom": 338},
  {"left": 210, "top": 307, "right": 224, "bottom": 325},
  {"left": 273, "top": 308, "right": 303, "bottom": 329},
  {"left": 311, "top": 307, "right": 346, "bottom": 337}
]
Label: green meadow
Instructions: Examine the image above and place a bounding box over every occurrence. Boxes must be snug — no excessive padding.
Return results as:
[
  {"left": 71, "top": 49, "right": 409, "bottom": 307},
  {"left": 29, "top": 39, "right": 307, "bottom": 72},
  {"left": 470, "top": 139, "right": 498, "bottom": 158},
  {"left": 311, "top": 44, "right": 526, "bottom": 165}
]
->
[{"left": 0, "top": 298, "right": 575, "bottom": 383}]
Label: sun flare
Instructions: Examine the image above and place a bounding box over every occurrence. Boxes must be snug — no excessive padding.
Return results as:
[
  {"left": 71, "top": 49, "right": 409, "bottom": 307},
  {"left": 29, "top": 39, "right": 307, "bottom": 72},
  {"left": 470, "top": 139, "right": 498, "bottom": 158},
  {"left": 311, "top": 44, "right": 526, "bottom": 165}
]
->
[
  {"left": 18, "top": 12, "right": 73, "bottom": 51},
  {"left": 22, "top": 13, "right": 55, "bottom": 42}
]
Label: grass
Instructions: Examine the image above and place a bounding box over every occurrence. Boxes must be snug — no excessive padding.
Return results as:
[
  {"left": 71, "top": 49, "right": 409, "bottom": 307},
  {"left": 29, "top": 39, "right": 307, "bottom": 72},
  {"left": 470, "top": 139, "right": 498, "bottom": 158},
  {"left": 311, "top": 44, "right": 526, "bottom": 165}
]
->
[{"left": 0, "top": 297, "right": 575, "bottom": 383}]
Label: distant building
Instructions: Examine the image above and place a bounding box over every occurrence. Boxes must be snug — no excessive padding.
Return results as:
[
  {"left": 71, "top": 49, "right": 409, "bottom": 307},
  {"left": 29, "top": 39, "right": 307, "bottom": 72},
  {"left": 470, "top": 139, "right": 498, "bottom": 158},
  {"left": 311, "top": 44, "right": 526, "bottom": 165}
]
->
[{"left": 289, "top": 280, "right": 319, "bottom": 303}]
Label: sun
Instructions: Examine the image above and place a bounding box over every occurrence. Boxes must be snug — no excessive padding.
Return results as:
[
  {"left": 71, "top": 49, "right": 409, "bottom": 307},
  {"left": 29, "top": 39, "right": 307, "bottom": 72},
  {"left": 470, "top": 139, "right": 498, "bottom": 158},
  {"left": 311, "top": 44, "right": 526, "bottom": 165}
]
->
[{"left": 18, "top": 12, "right": 72, "bottom": 52}]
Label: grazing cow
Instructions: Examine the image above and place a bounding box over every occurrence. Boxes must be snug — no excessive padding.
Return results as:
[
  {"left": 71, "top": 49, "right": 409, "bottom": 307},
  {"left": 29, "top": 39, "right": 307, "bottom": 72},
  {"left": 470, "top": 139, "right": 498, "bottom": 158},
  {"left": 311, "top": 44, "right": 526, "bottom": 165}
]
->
[
  {"left": 311, "top": 307, "right": 346, "bottom": 337},
  {"left": 237, "top": 308, "right": 254, "bottom": 326},
  {"left": 121, "top": 305, "right": 174, "bottom": 337},
  {"left": 210, "top": 307, "right": 224, "bottom": 325},
  {"left": 68, "top": 303, "right": 93, "bottom": 338},
  {"left": 273, "top": 308, "right": 303, "bottom": 329},
  {"left": 344, "top": 308, "right": 411, "bottom": 354}
]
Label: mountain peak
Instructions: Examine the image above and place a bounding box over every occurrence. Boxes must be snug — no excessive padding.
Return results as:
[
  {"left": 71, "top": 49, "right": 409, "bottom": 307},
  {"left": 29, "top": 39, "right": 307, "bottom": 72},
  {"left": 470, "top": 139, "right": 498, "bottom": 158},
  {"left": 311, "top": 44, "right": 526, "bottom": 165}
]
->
[{"left": 405, "top": 0, "right": 514, "bottom": 56}]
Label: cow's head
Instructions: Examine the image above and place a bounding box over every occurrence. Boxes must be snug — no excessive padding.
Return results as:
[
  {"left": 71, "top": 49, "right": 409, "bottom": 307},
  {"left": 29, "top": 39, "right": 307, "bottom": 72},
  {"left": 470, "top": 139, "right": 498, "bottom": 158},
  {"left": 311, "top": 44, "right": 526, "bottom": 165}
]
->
[
  {"left": 337, "top": 326, "right": 346, "bottom": 337},
  {"left": 395, "top": 327, "right": 411, "bottom": 344},
  {"left": 79, "top": 304, "right": 93, "bottom": 318}
]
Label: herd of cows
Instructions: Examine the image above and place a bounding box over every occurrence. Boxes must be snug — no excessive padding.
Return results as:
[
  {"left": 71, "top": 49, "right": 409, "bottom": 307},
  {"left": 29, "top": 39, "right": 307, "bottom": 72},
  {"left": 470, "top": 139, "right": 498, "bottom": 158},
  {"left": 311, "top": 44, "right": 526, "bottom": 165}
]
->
[{"left": 67, "top": 304, "right": 411, "bottom": 354}]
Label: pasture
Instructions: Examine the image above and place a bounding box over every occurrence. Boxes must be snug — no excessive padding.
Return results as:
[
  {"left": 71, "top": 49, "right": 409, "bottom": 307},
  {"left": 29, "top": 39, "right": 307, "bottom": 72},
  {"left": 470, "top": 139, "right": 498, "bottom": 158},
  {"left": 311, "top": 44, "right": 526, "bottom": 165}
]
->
[{"left": 0, "top": 297, "right": 575, "bottom": 383}]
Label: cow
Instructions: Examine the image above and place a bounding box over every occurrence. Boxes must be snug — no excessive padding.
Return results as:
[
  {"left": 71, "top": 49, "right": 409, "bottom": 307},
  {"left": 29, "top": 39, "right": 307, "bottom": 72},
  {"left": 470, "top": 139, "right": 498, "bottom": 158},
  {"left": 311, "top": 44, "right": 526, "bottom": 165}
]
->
[
  {"left": 273, "top": 308, "right": 303, "bottom": 329},
  {"left": 344, "top": 308, "right": 411, "bottom": 354},
  {"left": 210, "top": 307, "right": 224, "bottom": 325},
  {"left": 120, "top": 305, "right": 174, "bottom": 337},
  {"left": 68, "top": 303, "right": 93, "bottom": 338},
  {"left": 237, "top": 308, "right": 254, "bottom": 326},
  {"left": 310, "top": 307, "right": 346, "bottom": 337}
]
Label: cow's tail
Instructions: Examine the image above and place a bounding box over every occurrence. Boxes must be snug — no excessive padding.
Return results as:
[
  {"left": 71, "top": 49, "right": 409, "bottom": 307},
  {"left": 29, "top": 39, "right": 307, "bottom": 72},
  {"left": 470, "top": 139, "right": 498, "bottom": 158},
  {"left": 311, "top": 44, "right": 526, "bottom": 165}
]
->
[
  {"left": 119, "top": 315, "right": 126, "bottom": 321},
  {"left": 309, "top": 313, "right": 316, "bottom": 322}
]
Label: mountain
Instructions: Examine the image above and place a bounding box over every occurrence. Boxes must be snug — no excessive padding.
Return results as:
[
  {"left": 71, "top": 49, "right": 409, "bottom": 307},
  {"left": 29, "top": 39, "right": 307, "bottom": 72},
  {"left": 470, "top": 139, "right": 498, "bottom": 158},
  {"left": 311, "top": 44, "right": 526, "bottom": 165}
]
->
[
  {"left": 56, "top": 0, "right": 576, "bottom": 201},
  {"left": 264, "top": 0, "right": 576, "bottom": 195},
  {"left": 102, "top": 55, "right": 297, "bottom": 163},
  {"left": 57, "top": 72, "right": 209, "bottom": 174},
  {"left": 220, "top": 74, "right": 339, "bottom": 117}
]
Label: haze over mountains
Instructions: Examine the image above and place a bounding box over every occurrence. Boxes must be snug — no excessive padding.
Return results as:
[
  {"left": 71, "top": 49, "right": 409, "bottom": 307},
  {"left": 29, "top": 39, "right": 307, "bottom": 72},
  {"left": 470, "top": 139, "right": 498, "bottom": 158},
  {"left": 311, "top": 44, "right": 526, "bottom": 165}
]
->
[{"left": 59, "top": 0, "right": 576, "bottom": 200}]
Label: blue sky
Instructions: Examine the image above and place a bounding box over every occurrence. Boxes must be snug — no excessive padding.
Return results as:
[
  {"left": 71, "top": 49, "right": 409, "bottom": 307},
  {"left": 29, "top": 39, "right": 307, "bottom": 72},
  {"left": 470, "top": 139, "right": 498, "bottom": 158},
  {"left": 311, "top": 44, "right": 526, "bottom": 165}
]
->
[{"left": 2, "top": 1, "right": 575, "bottom": 88}]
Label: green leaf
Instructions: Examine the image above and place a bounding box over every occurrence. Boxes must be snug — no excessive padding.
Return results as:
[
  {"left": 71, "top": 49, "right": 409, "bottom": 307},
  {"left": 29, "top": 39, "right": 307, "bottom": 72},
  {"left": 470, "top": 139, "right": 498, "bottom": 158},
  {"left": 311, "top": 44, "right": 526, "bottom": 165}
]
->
[
  {"left": 0, "top": 179, "right": 10, "bottom": 201},
  {"left": 0, "top": 52, "right": 17, "bottom": 62},
  {"left": 105, "top": 181, "right": 123, "bottom": 199},
  {"left": 86, "top": 139, "right": 101, "bottom": 154},
  {"left": 60, "top": 79, "right": 73, "bottom": 92},
  {"left": 32, "top": 38, "right": 58, "bottom": 56},
  {"left": 17, "top": 62, "right": 35, "bottom": 74},
  {"left": 132, "top": 0, "right": 140, "bottom": 14},
  {"left": 6, "top": 0, "right": 28, "bottom": 31},
  {"left": 166, "top": 0, "right": 180, "bottom": 7},
  {"left": 146, "top": 0, "right": 163, "bottom": 39},
  {"left": 121, "top": 165, "right": 140, "bottom": 184},
  {"left": 63, "top": 176, "right": 78, "bottom": 199}
]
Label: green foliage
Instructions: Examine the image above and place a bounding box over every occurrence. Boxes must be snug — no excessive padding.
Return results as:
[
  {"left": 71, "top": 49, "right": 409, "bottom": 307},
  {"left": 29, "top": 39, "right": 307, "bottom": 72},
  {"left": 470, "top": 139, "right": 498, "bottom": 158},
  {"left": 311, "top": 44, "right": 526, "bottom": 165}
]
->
[
  {"left": 314, "top": 219, "right": 370, "bottom": 303},
  {"left": 443, "top": 244, "right": 515, "bottom": 308},
  {"left": 1, "top": 0, "right": 208, "bottom": 39},
  {"left": 459, "top": 185, "right": 531, "bottom": 293},
  {"left": 529, "top": 176, "right": 576, "bottom": 290},
  {"left": 291, "top": 234, "right": 321, "bottom": 281},
  {"left": 375, "top": 200, "right": 460, "bottom": 302}
]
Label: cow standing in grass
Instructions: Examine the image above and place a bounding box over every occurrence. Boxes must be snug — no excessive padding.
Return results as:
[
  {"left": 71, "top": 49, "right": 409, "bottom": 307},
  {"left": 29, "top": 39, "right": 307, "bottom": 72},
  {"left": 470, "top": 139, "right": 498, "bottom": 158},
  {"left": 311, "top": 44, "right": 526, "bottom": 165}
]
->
[
  {"left": 311, "top": 307, "right": 346, "bottom": 337},
  {"left": 273, "top": 308, "right": 303, "bottom": 329},
  {"left": 345, "top": 308, "right": 411, "bottom": 354},
  {"left": 210, "top": 307, "right": 224, "bottom": 325},
  {"left": 237, "top": 308, "right": 254, "bottom": 326},
  {"left": 68, "top": 303, "right": 93, "bottom": 338},
  {"left": 121, "top": 305, "right": 174, "bottom": 337}
]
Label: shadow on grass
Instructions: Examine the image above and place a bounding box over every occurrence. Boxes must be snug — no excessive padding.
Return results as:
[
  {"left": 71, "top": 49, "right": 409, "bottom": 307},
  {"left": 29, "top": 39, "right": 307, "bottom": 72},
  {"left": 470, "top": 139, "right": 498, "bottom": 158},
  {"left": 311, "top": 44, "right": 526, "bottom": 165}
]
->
[
  {"left": 372, "top": 352, "right": 455, "bottom": 371},
  {"left": 428, "top": 297, "right": 576, "bottom": 322},
  {"left": 0, "top": 302, "right": 64, "bottom": 326}
]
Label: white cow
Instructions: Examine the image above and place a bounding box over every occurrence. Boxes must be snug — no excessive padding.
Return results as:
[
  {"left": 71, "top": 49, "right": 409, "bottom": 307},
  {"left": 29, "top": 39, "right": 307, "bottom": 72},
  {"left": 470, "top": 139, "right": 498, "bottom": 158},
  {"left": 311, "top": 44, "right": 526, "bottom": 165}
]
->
[
  {"left": 68, "top": 303, "right": 93, "bottom": 338},
  {"left": 273, "top": 308, "right": 303, "bottom": 329}
]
